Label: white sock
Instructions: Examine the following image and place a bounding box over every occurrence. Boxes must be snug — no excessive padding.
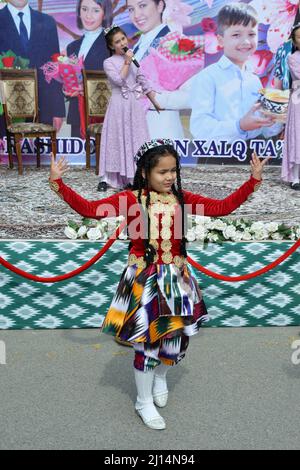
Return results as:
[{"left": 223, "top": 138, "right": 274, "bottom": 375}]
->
[
  {"left": 291, "top": 164, "right": 300, "bottom": 184},
  {"left": 153, "top": 363, "right": 170, "bottom": 395},
  {"left": 134, "top": 369, "right": 163, "bottom": 421}
]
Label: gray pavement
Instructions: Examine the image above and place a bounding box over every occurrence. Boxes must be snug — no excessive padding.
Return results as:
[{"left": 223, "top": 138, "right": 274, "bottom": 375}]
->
[{"left": 1, "top": 327, "right": 300, "bottom": 450}]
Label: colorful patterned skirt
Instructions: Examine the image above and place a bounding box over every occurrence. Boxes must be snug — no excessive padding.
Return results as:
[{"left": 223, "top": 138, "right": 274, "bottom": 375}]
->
[{"left": 101, "top": 262, "right": 209, "bottom": 343}]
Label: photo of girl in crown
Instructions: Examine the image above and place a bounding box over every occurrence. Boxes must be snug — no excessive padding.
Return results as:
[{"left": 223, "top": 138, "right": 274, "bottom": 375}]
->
[{"left": 65, "top": 0, "right": 113, "bottom": 137}]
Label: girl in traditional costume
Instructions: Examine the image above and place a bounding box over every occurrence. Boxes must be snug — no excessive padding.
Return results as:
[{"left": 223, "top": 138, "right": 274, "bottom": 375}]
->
[{"left": 49, "top": 138, "right": 267, "bottom": 430}]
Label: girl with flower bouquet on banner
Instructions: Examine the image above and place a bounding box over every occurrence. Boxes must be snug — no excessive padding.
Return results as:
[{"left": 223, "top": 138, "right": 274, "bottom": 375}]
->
[
  {"left": 49, "top": 138, "right": 268, "bottom": 430},
  {"left": 97, "top": 25, "right": 162, "bottom": 191},
  {"left": 126, "top": 0, "right": 204, "bottom": 140},
  {"left": 66, "top": 0, "right": 113, "bottom": 138},
  {"left": 282, "top": 24, "right": 300, "bottom": 191}
]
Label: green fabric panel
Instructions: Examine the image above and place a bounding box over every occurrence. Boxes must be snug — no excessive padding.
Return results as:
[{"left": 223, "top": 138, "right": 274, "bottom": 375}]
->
[{"left": 0, "top": 241, "right": 299, "bottom": 329}]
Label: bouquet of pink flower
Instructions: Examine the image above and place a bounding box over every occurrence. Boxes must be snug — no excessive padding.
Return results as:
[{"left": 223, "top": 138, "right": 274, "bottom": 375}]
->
[
  {"left": 41, "top": 53, "right": 84, "bottom": 95},
  {"left": 41, "top": 53, "right": 87, "bottom": 138},
  {"left": 141, "top": 32, "right": 205, "bottom": 92}
]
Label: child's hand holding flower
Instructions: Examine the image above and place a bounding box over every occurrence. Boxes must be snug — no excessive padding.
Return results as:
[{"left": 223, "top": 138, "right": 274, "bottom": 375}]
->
[
  {"left": 50, "top": 154, "right": 68, "bottom": 181},
  {"left": 250, "top": 151, "right": 270, "bottom": 181}
]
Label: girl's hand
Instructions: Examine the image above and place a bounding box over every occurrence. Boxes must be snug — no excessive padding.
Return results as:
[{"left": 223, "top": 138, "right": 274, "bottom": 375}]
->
[
  {"left": 147, "top": 91, "right": 165, "bottom": 113},
  {"left": 250, "top": 151, "right": 270, "bottom": 180},
  {"left": 50, "top": 154, "right": 68, "bottom": 181},
  {"left": 152, "top": 99, "right": 164, "bottom": 114},
  {"left": 124, "top": 49, "right": 134, "bottom": 63}
]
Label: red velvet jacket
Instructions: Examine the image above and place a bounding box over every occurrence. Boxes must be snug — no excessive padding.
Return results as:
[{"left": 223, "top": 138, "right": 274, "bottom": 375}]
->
[{"left": 50, "top": 176, "right": 261, "bottom": 267}]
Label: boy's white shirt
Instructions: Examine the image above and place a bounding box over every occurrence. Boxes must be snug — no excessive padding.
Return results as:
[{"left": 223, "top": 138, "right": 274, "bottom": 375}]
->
[{"left": 190, "top": 54, "right": 282, "bottom": 142}]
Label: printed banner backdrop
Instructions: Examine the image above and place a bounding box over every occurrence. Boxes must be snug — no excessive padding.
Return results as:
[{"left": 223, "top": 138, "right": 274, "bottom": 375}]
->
[
  {"left": 0, "top": 240, "right": 300, "bottom": 330},
  {"left": 0, "top": 0, "right": 299, "bottom": 166}
]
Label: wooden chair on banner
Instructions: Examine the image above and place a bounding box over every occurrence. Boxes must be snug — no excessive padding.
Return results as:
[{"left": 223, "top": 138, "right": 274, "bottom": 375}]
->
[
  {"left": 0, "top": 68, "right": 57, "bottom": 175},
  {"left": 83, "top": 70, "right": 111, "bottom": 174}
]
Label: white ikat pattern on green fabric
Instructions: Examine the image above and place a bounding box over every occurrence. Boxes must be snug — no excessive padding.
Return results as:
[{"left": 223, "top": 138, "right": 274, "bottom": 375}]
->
[{"left": 0, "top": 241, "right": 299, "bottom": 329}]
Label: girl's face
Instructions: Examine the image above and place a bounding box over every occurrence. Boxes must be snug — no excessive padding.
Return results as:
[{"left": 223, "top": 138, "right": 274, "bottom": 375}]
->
[
  {"left": 127, "top": 0, "right": 164, "bottom": 33},
  {"left": 143, "top": 154, "right": 177, "bottom": 193},
  {"left": 293, "top": 28, "right": 300, "bottom": 50},
  {"left": 110, "top": 31, "right": 129, "bottom": 55},
  {"left": 80, "top": 0, "right": 105, "bottom": 31}
]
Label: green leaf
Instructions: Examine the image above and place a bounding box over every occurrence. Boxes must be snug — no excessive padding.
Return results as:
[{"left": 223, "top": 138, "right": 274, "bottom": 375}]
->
[
  {"left": 82, "top": 218, "right": 93, "bottom": 226},
  {"left": 68, "top": 220, "right": 79, "bottom": 230},
  {"left": 169, "top": 43, "right": 179, "bottom": 55}
]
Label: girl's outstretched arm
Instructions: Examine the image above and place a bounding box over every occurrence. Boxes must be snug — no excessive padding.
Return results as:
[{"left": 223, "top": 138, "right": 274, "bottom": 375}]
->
[
  {"left": 49, "top": 155, "right": 131, "bottom": 219},
  {"left": 183, "top": 152, "right": 269, "bottom": 217}
]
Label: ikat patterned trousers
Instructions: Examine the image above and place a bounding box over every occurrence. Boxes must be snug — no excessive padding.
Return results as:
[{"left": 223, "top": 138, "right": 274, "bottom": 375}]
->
[{"left": 133, "top": 333, "right": 190, "bottom": 371}]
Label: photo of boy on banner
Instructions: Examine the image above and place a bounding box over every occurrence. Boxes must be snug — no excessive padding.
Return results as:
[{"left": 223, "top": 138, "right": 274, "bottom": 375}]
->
[{"left": 190, "top": 2, "right": 282, "bottom": 144}]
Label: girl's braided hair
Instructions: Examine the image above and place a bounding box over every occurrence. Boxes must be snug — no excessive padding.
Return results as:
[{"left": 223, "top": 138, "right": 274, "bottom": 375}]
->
[{"left": 128, "top": 143, "right": 187, "bottom": 266}]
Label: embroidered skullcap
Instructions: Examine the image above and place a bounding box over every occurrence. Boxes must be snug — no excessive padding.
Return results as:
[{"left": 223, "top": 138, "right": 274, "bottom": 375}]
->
[{"left": 134, "top": 138, "right": 174, "bottom": 163}]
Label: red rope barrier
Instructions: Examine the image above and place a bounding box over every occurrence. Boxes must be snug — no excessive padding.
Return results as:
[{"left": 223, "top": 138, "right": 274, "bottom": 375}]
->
[
  {"left": 187, "top": 239, "right": 300, "bottom": 282},
  {"left": 0, "top": 221, "right": 299, "bottom": 284},
  {"left": 0, "top": 221, "right": 127, "bottom": 283}
]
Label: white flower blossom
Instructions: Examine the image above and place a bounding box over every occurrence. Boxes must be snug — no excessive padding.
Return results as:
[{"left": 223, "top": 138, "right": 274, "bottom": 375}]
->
[
  {"left": 64, "top": 226, "right": 78, "bottom": 240},
  {"left": 87, "top": 227, "right": 103, "bottom": 240},
  {"left": 254, "top": 228, "right": 269, "bottom": 240},
  {"left": 242, "top": 230, "right": 252, "bottom": 241},
  {"left": 77, "top": 225, "right": 88, "bottom": 237},
  {"left": 194, "top": 225, "right": 207, "bottom": 241},
  {"left": 232, "top": 231, "right": 243, "bottom": 242},
  {"left": 210, "top": 219, "right": 227, "bottom": 231},
  {"left": 223, "top": 225, "right": 237, "bottom": 240},
  {"left": 250, "top": 221, "right": 265, "bottom": 233},
  {"left": 186, "top": 230, "right": 196, "bottom": 242},
  {"left": 266, "top": 222, "right": 279, "bottom": 233}
]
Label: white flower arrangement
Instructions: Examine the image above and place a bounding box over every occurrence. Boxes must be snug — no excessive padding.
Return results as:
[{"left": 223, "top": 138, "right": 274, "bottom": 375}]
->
[
  {"left": 64, "top": 217, "right": 127, "bottom": 241},
  {"left": 186, "top": 216, "right": 300, "bottom": 243},
  {"left": 64, "top": 216, "right": 300, "bottom": 243}
]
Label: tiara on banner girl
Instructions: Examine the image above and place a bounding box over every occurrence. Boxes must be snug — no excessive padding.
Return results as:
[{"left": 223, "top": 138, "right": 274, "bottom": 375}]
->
[
  {"left": 104, "top": 24, "right": 119, "bottom": 36},
  {"left": 134, "top": 139, "right": 174, "bottom": 163}
]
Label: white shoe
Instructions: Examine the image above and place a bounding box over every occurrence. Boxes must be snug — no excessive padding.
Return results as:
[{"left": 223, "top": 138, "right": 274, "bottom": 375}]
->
[
  {"left": 135, "top": 407, "right": 166, "bottom": 430},
  {"left": 134, "top": 369, "right": 166, "bottom": 430},
  {"left": 153, "top": 391, "right": 168, "bottom": 408}
]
